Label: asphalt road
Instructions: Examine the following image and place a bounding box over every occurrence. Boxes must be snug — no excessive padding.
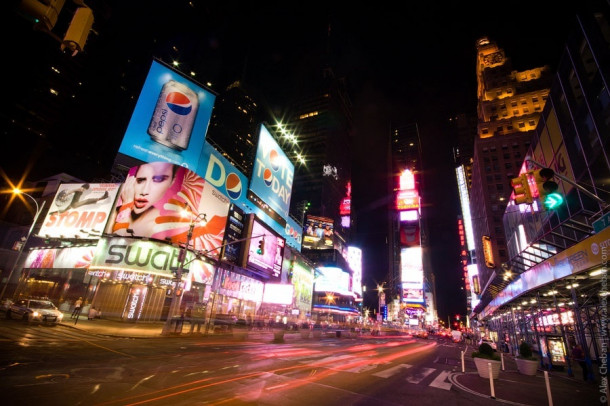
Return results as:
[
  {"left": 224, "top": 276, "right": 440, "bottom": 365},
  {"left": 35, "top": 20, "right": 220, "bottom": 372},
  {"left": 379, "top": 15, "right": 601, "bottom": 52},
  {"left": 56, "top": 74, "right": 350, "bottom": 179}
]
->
[{"left": 0, "top": 320, "right": 499, "bottom": 406}]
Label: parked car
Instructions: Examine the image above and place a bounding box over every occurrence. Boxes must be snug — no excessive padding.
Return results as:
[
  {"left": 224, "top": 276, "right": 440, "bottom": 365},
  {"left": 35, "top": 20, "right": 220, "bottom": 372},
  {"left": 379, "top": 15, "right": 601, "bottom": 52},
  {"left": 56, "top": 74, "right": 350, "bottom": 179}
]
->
[
  {"left": 478, "top": 337, "right": 498, "bottom": 351},
  {"left": 6, "top": 298, "right": 64, "bottom": 324},
  {"left": 0, "top": 298, "right": 13, "bottom": 312}
]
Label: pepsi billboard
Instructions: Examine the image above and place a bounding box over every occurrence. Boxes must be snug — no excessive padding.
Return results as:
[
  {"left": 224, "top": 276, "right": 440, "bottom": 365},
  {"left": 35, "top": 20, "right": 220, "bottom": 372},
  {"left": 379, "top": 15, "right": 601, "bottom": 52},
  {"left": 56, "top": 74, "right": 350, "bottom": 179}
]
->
[
  {"left": 249, "top": 124, "right": 294, "bottom": 220},
  {"left": 197, "top": 140, "right": 302, "bottom": 250},
  {"left": 118, "top": 59, "right": 216, "bottom": 170}
]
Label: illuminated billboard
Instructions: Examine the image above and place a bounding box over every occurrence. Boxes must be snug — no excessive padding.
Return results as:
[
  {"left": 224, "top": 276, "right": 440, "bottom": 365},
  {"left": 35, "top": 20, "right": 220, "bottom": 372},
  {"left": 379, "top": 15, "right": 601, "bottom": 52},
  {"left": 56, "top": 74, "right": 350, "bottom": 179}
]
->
[
  {"left": 197, "top": 140, "right": 301, "bottom": 250},
  {"left": 26, "top": 246, "right": 96, "bottom": 269},
  {"left": 118, "top": 60, "right": 216, "bottom": 170},
  {"left": 39, "top": 183, "right": 120, "bottom": 239},
  {"left": 400, "top": 247, "right": 423, "bottom": 285},
  {"left": 396, "top": 190, "right": 420, "bottom": 210},
  {"left": 291, "top": 260, "right": 314, "bottom": 313},
  {"left": 314, "top": 266, "right": 351, "bottom": 296},
  {"left": 104, "top": 163, "right": 230, "bottom": 260},
  {"left": 302, "top": 215, "right": 334, "bottom": 250},
  {"left": 262, "top": 283, "right": 294, "bottom": 305},
  {"left": 244, "top": 215, "right": 285, "bottom": 280},
  {"left": 402, "top": 282, "right": 424, "bottom": 303},
  {"left": 347, "top": 246, "right": 362, "bottom": 296},
  {"left": 248, "top": 124, "right": 294, "bottom": 219},
  {"left": 400, "top": 223, "right": 420, "bottom": 247},
  {"left": 90, "top": 235, "right": 215, "bottom": 280}
]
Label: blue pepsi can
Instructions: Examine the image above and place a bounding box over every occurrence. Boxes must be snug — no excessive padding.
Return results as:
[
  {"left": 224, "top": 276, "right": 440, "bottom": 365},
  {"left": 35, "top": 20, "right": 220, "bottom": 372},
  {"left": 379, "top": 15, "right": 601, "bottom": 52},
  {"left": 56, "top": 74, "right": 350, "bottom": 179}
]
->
[{"left": 148, "top": 80, "right": 199, "bottom": 150}]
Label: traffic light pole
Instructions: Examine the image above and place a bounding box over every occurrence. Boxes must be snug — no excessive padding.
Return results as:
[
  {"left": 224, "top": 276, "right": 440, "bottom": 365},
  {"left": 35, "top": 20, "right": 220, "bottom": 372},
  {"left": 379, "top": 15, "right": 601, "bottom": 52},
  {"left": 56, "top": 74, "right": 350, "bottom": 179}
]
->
[{"left": 526, "top": 159, "right": 607, "bottom": 205}]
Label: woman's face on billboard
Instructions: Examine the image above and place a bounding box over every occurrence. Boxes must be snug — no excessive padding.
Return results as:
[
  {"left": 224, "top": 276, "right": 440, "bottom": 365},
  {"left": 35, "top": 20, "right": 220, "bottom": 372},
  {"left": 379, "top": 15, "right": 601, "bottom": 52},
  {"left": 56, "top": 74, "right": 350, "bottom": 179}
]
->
[{"left": 132, "top": 162, "right": 174, "bottom": 214}]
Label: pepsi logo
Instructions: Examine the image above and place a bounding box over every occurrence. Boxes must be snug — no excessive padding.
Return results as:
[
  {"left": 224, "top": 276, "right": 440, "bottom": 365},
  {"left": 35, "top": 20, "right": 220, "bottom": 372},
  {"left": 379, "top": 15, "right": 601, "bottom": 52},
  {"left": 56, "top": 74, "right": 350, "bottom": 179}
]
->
[
  {"left": 269, "top": 149, "right": 280, "bottom": 171},
  {"left": 165, "top": 92, "right": 193, "bottom": 115},
  {"left": 225, "top": 172, "right": 242, "bottom": 200},
  {"left": 263, "top": 168, "right": 273, "bottom": 187}
]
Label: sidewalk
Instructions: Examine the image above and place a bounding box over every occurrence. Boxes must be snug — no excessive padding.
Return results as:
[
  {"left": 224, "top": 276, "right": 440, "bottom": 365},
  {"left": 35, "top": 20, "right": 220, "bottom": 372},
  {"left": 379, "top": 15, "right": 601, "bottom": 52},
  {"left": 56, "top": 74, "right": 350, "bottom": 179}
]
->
[
  {"left": 57, "top": 316, "right": 605, "bottom": 405},
  {"left": 452, "top": 352, "right": 603, "bottom": 405}
]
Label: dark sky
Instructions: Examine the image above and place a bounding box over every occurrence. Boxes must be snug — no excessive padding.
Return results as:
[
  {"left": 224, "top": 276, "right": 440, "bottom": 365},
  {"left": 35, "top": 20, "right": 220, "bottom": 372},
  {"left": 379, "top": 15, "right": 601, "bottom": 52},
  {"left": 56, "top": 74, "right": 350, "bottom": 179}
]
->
[{"left": 4, "top": 0, "right": 607, "bottom": 321}]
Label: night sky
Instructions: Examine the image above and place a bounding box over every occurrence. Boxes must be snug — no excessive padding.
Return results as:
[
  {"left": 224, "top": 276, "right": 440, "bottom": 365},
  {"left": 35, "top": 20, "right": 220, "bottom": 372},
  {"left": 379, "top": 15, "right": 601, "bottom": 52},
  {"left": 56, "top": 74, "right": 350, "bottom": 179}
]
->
[{"left": 3, "top": 0, "right": 607, "bottom": 321}]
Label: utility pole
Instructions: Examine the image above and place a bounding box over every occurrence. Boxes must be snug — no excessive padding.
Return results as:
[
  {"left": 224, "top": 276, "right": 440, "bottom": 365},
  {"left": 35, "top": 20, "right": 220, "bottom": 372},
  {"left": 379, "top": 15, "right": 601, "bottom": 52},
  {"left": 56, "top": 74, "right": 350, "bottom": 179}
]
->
[{"left": 161, "top": 212, "right": 206, "bottom": 336}]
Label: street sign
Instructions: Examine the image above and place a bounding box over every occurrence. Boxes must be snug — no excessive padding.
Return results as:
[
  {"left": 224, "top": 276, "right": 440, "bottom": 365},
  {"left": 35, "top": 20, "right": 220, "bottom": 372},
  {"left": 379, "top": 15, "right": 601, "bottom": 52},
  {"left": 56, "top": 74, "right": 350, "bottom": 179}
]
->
[{"left": 593, "top": 212, "right": 610, "bottom": 233}]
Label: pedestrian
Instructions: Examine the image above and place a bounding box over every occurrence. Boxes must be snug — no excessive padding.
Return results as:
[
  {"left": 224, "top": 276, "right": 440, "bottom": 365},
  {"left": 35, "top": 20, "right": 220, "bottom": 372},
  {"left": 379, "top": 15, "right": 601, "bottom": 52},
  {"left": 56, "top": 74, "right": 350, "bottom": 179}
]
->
[
  {"left": 71, "top": 297, "right": 83, "bottom": 319},
  {"left": 571, "top": 343, "right": 589, "bottom": 381}
]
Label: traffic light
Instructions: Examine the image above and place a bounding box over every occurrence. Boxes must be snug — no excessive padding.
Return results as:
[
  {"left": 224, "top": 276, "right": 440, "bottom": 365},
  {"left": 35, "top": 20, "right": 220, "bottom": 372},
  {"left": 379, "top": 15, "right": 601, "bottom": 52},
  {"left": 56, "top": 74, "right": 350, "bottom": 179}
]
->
[
  {"left": 17, "top": 0, "right": 66, "bottom": 30},
  {"left": 61, "top": 7, "right": 94, "bottom": 55},
  {"left": 533, "top": 168, "right": 563, "bottom": 210},
  {"left": 257, "top": 238, "right": 265, "bottom": 255},
  {"left": 510, "top": 174, "right": 533, "bottom": 205}
]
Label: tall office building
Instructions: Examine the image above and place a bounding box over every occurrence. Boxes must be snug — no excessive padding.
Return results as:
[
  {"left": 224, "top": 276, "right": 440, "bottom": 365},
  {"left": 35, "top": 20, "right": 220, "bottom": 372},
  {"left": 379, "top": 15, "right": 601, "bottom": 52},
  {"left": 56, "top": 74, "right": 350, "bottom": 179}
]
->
[
  {"left": 386, "top": 123, "right": 430, "bottom": 324},
  {"left": 205, "top": 81, "right": 263, "bottom": 176},
  {"left": 469, "top": 38, "right": 553, "bottom": 312},
  {"left": 285, "top": 67, "right": 353, "bottom": 230}
]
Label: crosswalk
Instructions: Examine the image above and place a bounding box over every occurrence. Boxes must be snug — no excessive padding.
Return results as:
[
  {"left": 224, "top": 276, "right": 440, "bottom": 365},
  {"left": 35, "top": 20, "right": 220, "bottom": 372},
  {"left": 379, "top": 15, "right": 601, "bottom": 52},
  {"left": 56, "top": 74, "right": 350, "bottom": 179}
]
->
[{"left": 256, "top": 347, "right": 456, "bottom": 391}]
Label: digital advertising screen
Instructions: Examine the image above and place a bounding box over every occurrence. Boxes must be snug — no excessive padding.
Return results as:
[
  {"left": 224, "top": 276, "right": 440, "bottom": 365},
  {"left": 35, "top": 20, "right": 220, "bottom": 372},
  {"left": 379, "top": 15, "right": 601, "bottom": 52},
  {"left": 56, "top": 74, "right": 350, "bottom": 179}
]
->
[
  {"left": 245, "top": 216, "right": 285, "bottom": 280},
  {"left": 401, "top": 247, "right": 423, "bottom": 284},
  {"left": 104, "top": 163, "right": 230, "bottom": 260},
  {"left": 248, "top": 124, "right": 294, "bottom": 219},
  {"left": 118, "top": 60, "right": 216, "bottom": 170},
  {"left": 314, "top": 266, "right": 350, "bottom": 296},
  {"left": 39, "top": 183, "right": 120, "bottom": 239},
  {"left": 302, "top": 215, "right": 334, "bottom": 250},
  {"left": 262, "top": 283, "right": 294, "bottom": 305}
]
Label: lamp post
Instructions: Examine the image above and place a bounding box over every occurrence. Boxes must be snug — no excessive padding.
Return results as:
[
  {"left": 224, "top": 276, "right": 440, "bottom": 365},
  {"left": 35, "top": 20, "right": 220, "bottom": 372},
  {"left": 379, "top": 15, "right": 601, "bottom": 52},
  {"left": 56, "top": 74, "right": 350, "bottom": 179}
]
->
[
  {"left": 0, "top": 189, "right": 46, "bottom": 300},
  {"left": 161, "top": 210, "right": 206, "bottom": 336}
]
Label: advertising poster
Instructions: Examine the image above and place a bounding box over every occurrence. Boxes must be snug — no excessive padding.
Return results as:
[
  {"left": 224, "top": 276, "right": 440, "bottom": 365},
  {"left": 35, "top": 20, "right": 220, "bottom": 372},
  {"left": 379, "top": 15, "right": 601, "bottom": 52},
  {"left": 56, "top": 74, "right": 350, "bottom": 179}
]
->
[
  {"left": 39, "top": 183, "right": 120, "bottom": 239},
  {"left": 248, "top": 124, "right": 294, "bottom": 219},
  {"left": 302, "top": 215, "right": 334, "bottom": 250},
  {"left": 26, "top": 246, "right": 96, "bottom": 269},
  {"left": 104, "top": 162, "right": 230, "bottom": 260},
  {"left": 118, "top": 60, "right": 216, "bottom": 170},
  {"left": 197, "top": 140, "right": 302, "bottom": 250}
]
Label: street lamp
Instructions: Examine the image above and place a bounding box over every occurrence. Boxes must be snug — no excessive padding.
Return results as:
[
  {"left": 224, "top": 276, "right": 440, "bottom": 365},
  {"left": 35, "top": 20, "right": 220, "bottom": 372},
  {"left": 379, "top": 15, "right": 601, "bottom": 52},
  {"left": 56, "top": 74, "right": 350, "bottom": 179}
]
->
[
  {"left": 161, "top": 208, "right": 207, "bottom": 336},
  {"left": 0, "top": 189, "right": 46, "bottom": 300}
]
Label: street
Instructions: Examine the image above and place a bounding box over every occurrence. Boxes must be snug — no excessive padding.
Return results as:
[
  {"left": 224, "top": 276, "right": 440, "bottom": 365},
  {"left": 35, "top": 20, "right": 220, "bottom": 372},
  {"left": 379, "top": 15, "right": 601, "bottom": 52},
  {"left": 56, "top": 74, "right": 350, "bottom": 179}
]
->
[{"left": 0, "top": 321, "right": 499, "bottom": 406}]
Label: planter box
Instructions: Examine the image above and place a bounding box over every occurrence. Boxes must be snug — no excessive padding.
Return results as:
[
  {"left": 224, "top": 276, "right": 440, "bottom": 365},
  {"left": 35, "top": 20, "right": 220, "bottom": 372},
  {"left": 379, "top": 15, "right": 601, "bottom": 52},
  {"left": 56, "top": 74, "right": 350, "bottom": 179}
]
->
[
  {"left": 515, "top": 358, "right": 539, "bottom": 376},
  {"left": 474, "top": 357, "right": 501, "bottom": 379},
  {"left": 312, "top": 329, "right": 323, "bottom": 339},
  {"left": 300, "top": 330, "right": 311, "bottom": 339}
]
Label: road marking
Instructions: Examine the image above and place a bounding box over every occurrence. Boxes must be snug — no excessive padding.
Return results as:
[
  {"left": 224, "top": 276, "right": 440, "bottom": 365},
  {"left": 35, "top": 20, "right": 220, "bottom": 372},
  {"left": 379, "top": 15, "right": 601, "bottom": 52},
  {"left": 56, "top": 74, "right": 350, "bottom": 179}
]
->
[
  {"left": 406, "top": 367, "right": 435, "bottom": 384},
  {"left": 373, "top": 363, "right": 412, "bottom": 378},
  {"left": 429, "top": 370, "right": 452, "bottom": 390}
]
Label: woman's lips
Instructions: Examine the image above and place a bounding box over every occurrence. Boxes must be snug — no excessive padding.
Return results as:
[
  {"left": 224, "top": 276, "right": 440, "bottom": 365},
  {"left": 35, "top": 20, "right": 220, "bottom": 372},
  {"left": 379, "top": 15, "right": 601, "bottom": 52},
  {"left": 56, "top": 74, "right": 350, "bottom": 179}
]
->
[{"left": 134, "top": 199, "right": 148, "bottom": 209}]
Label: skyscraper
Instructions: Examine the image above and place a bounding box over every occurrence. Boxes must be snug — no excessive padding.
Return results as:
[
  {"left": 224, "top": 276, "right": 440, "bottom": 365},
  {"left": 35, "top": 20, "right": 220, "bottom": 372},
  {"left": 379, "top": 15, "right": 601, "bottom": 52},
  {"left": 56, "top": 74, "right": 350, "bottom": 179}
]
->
[{"left": 469, "top": 37, "right": 553, "bottom": 311}]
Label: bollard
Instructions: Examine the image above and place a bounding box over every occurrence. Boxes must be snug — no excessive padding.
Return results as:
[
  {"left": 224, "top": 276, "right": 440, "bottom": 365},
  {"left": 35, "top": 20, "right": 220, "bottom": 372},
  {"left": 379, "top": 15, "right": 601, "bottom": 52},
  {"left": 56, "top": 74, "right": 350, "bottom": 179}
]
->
[
  {"left": 488, "top": 362, "right": 496, "bottom": 399},
  {"left": 461, "top": 351, "right": 465, "bottom": 373},
  {"left": 544, "top": 370, "right": 553, "bottom": 406},
  {"left": 501, "top": 352, "right": 505, "bottom": 370}
]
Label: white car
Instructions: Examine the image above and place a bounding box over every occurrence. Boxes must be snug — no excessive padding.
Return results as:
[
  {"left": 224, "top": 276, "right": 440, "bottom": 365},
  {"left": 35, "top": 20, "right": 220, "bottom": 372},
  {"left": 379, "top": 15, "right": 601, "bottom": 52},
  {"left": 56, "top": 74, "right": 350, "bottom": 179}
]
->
[
  {"left": 6, "top": 298, "right": 64, "bottom": 324},
  {"left": 478, "top": 337, "right": 498, "bottom": 351}
]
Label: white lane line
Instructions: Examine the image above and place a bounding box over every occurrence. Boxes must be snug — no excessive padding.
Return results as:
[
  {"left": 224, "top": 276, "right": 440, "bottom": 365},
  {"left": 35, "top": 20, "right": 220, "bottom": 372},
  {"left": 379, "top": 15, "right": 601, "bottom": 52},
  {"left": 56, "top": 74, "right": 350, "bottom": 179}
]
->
[
  {"left": 429, "top": 370, "right": 452, "bottom": 390},
  {"left": 372, "top": 363, "right": 413, "bottom": 378},
  {"left": 406, "top": 367, "right": 435, "bottom": 384}
]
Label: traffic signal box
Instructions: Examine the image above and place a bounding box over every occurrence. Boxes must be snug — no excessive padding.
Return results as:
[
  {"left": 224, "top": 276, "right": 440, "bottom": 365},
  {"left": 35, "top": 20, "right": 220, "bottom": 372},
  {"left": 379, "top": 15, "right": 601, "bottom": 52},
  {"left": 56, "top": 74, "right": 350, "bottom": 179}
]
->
[
  {"left": 510, "top": 174, "right": 533, "bottom": 205},
  {"left": 533, "top": 168, "right": 563, "bottom": 210},
  {"left": 257, "top": 238, "right": 265, "bottom": 255}
]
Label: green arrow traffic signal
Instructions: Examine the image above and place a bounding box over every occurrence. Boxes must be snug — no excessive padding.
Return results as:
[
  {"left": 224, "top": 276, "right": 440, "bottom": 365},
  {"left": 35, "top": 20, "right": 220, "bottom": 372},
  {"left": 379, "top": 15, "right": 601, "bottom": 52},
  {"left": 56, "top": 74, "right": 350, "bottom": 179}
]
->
[{"left": 544, "top": 192, "right": 564, "bottom": 209}]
